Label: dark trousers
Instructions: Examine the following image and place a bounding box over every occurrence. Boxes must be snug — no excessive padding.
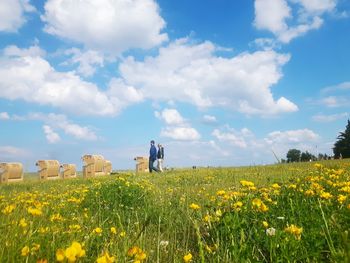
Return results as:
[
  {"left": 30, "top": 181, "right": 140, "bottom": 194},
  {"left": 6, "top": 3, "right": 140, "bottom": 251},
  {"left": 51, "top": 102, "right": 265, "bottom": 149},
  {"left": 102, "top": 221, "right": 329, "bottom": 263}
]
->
[{"left": 149, "top": 158, "right": 160, "bottom": 173}]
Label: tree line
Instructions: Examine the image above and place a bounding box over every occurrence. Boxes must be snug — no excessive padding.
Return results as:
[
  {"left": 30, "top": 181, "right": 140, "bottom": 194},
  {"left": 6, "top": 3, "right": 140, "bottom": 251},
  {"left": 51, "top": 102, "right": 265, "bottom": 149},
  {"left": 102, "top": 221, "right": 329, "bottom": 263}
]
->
[{"left": 282, "top": 119, "right": 350, "bottom": 163}]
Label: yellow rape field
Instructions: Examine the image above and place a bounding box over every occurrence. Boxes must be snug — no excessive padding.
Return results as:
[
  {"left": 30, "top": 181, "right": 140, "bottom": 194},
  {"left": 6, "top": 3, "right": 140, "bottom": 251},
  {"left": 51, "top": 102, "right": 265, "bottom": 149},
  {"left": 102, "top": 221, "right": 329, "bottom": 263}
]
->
[{"left": 1, "top": 159, "right": 350, "bottom": 262}]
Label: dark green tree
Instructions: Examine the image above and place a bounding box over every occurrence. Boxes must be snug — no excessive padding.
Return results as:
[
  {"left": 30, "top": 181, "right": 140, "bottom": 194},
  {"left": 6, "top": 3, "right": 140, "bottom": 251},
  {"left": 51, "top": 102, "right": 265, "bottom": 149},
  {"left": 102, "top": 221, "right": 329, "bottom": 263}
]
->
[
  {"left": 333, "top": 119, "right": 350, "bottom": 158},
  {"left": 286, "top": 149, "right": 301, "bottom": 162},
  {"left": 300, "top": 151, "right": 316, "bottom": 162}
]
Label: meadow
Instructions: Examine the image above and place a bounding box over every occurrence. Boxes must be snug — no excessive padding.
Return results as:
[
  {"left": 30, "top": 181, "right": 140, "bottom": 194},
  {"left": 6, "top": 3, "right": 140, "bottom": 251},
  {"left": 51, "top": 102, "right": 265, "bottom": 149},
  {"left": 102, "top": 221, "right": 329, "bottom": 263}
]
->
[{"left": 1, "top": 160, "right": 350, "bottom": 262}]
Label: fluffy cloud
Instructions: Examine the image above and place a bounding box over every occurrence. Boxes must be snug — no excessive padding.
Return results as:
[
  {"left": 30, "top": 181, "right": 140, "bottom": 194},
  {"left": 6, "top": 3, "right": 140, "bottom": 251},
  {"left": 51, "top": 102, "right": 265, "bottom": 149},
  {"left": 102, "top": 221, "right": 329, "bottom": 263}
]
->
[
  {"left": 0, "top": 45, "right": 142, "bottom": 116},
  {"left": 43, "top": 125, "right": 61, "bottom": 143},
  {"left": 0, "top": 146, "right": 29, "bottom": 159},
  {"left": 0, "top": 0, "right": 35, "bottom": 32},
  {"left": 311, "top": 82, "right": 350, "bottom": 108},
  {"left": 42, "top": 0, "right": 168, "bottom": 54},
  {"left": 29, "top": 113, "right": 98, "bottom": 141},
  {"left": 210, "top": 126, "right": 322, "bottom": 163},
  {"left": 202, "top": 114, "right": 217, "bottom": 124},
  {"left": 155, "top": 108, "right": 186, "bottom": 125},
  {"left": 212, "top": 126, "right": 255, "bottom": 149},
  {"left": 0, "top": 112, "right": 10, "bottom": 120},
  {"left": 160, "top": 127, "right": 200, "bottom": 141},
  {"left": 254, "top": 0, "right": 336, "bottom": 43},
  {"left": 3, "top": 45, "right": 46, "bottom": 57},
  {"left": 119, "top": 38, "right": 298, "bottom": 115},
  {"left": 156, "top": 108, "right": 200, "bottom": 141},
  {"left": 265, "top": 129, "right": 319, "bottom": 144},
  {"left": 312, "top": 113, "right": 349, "bottom": 122},
  {"left": 254, "top": 0, "right": 291, "bottom": 33},
  {"left": 10, "top": 112, "right": 98, "bottom": 141},
  {"left": 63, "top": 48, "right": 104, "bottom": 77}
]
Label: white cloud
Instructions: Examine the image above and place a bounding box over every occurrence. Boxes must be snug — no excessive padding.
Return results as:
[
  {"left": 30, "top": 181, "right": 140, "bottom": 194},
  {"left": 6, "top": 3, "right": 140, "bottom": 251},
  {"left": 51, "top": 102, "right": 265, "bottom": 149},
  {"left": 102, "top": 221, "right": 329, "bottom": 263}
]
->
[
  {"left": 160, "top": 127, "right": 200, "bottom": 141},
  {"left": 0, "top": 146, "right": 29, "bottom": 158},
  {"left": 156, "top": 108, "right": 201, "bottom": 141},
  {"left": 291, "top": 0, "right": 336, "bottom": 14},
  {"left": 212, "top": 126, "right": 255, "bottom": 149},
  {"left": 12, "top": 112, "right": 98, "bottom": 141},
  {"left": 43, "top": 125, "right": 61, "bottom": 143},
  {"left": 42, "top": 0, "right": 168, "bottom": 54},
  {"left": 0, "top": 0, "right": 35, "bottom": 32},
  {"left": 119, "top": 38, "right": 297, "bottom": 116},
  {"left": 202, "top": 114, "right": 217, "bottom": 124},
  {"left": 0, "top": 45, "right": 141, "bottom": 116},
  {"left": 265, "top": 129, "right": 319, "bottom": 144},
  {"left": 321, "top": 96, "right": 350, "bottom": 108},
  {"left": 254, "top": 0, "right": 291, "bottom": 33},
  {"left": 321, "top": 82, "right": 350, "bottom": 93},
  {"left": 0, "top": 112, "right": 10, "bottom": 120},
  {"left": 309, "top": 82, "right": 350, "bottom": 108},
  {"left": 312, "top": 112, "right": 349, "bottom": 122},
  {"left": 3, "top": 45, "right": 46, "bottom": 57},
  {"left": 212, "top": 129, "right": 247, "bottom": 149},
  {"left": 278, "top": 16, "right": 323, "bottom": 43},
  {"left": 63, "top": 48, "right": 104, "bottom": 77},
  {"left": 155, "top": 108, "right": 186, "bottom": 125},
  {"left": 254, "top": 0, "right": 336, "bottom": 43},
  {"left": 29, "top": 113, "right": 98, "bottom": 141}
]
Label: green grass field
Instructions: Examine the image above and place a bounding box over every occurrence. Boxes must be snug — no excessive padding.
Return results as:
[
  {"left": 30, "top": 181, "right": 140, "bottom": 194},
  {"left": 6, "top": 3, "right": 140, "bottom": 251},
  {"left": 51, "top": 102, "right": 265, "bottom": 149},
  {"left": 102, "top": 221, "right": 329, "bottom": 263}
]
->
[{"left": 1, "top": 159, "right": 350, "bottom": 262}]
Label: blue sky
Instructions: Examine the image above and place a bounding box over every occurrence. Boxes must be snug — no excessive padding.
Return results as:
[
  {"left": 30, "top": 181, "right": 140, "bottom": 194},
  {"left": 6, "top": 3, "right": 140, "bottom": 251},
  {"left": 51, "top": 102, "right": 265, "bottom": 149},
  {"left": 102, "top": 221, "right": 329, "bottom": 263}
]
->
[{"left": 0, "top": 0, "right": 349, "bottom": 171}]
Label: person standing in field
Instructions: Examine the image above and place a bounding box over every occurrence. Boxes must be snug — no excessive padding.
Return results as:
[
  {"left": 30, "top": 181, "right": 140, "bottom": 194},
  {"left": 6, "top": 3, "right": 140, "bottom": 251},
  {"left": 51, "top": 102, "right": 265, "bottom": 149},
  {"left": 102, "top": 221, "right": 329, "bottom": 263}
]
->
[
  {"left": 157, "top": 143, "right": 164, "bottom": 172},
  {"left": 149, "top": 140, "right": 160, "bottom": 173}
]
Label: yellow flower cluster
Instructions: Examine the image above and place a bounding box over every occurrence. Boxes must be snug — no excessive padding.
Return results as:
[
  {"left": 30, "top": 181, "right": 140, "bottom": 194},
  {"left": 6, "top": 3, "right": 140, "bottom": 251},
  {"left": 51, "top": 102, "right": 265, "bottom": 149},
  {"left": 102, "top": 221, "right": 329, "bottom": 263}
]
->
[
  {"left": 127, "top": 246, "right": 147, "bottom": 262},
  {"left": 56, "top": 241, "right": 86, "bottom": 262},
  {"left": 251, "top": 198, "right": 269, "bottom": 212},
  {"left": 183, "top": 252, "right": 193, "bottom": 262},
  {"left": 189, "top": 203, "right": 200, "bottom": 210},
  {"left": 96, "top": 251, "right": 115, "bottom": 263},
  {"left": 285, "top": 224, "right": 303, "bottom": 240}
]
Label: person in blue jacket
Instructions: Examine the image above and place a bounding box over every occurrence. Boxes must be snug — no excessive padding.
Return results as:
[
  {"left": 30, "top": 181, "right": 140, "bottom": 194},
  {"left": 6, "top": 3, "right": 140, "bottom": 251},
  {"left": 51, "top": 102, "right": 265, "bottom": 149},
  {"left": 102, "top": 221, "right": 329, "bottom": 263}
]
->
[{"left": 149, "top": 140, "right": 160, "bottom": 173}]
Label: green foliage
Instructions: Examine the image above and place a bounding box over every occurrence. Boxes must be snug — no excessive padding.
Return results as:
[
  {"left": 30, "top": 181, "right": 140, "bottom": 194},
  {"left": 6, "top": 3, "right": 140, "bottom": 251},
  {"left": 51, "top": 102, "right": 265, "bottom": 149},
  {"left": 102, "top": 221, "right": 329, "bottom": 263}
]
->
[
  {"left": 0, "top": 160, "right": 350, "bottom": 262},
  {"left": 333, "top": 119, "right": 350, "bottom": 158},
  {"left": 286, "top": 148, "right": 301, "bottom": 162}
]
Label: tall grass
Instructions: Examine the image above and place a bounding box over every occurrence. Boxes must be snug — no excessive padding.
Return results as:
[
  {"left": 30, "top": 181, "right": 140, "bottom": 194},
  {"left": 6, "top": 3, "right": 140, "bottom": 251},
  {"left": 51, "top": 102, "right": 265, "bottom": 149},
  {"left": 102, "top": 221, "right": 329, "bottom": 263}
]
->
[{"left": 0, "top": 159, "right": 349, "bottom": 262}]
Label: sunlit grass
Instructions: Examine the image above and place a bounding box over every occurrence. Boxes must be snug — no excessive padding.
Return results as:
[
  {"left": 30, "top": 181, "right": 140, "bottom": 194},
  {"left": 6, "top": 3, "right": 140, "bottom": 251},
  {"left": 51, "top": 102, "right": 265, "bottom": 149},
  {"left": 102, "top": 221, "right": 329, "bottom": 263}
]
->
[{"left": 0, "top": 159, "right": 349, "bottom": 262}]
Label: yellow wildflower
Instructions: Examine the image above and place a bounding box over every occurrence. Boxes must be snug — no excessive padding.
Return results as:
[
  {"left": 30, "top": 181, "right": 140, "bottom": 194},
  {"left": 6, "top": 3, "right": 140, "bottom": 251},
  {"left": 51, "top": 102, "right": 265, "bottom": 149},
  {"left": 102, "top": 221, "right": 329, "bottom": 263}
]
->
[
  {"left": 28, "top": 207, "right": 42, "bottom": 216},
  {"left": 56, "top": 249, "right": 65, "bottom": 262},
  {"left": 285, "top": 224, "right": 303, "bottom": 240},
  {"left": 189, "top": 203, "right": 200, "bottom": 210},
  {"left": 127, "top": 246, "right": 139, "bottom": 257},
  {"left": 232, "top": 201, "right": 243, "bottom": 211},
  {"left": 71, "top": 241, "right": 85, "bottom": 257},
  {"left": 119, "top": 231, "right": 126, "bottom": 237},
  {"left": 50, "top": 213, "right": 63, "bottom": 222},
  {"left": 19, "top": 218, "right": 28, "bottom": 228},
  {"left": 2, "top": 204, "right": 15, "bottom": 214},
  {"left": 203, "top": 214, "right": 212, "bottom": 223},
  {"left": 93, "top": 227, "right": 103, "bottom": 234},
  {"left": 271, "top": 183, "right": 281, "bottom": 189},
  {"left": 183, "top": 252, "right": 193, "bottom": 262},
  {"left": 305, "top": 189, "right": 315, "bottom": 196},
  {"left": 320, "top": 191, "right": 333, "bottom": 200},
  {"left": 262, "top": 221, "right": 269, "bottom": 228},
  {"left": 338, "top": 195, "right": 347, "bottom": 204},
  {"left": 65, "top": 246, "right": 77, "bottom": 262},
  {"left": 216, "top": 190, "right": 226, "bottom": 196},
  {"left": 240, "top": 180, "right": 255, "bottom": 187},
  {"left": 96, "top": 252, "right": 115, "bottom": 263},
  {"left": 31, "top": 243, "right": 40, "bottom": 252},
  {"left": 110, "top": 227, "right": 117, "bottom": 234},
  {"left": 314, "top": 163, "right": 322, "bottom": 169},
  {"left": 21, "top": 246, "right": 30, "bottom": 257}
]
